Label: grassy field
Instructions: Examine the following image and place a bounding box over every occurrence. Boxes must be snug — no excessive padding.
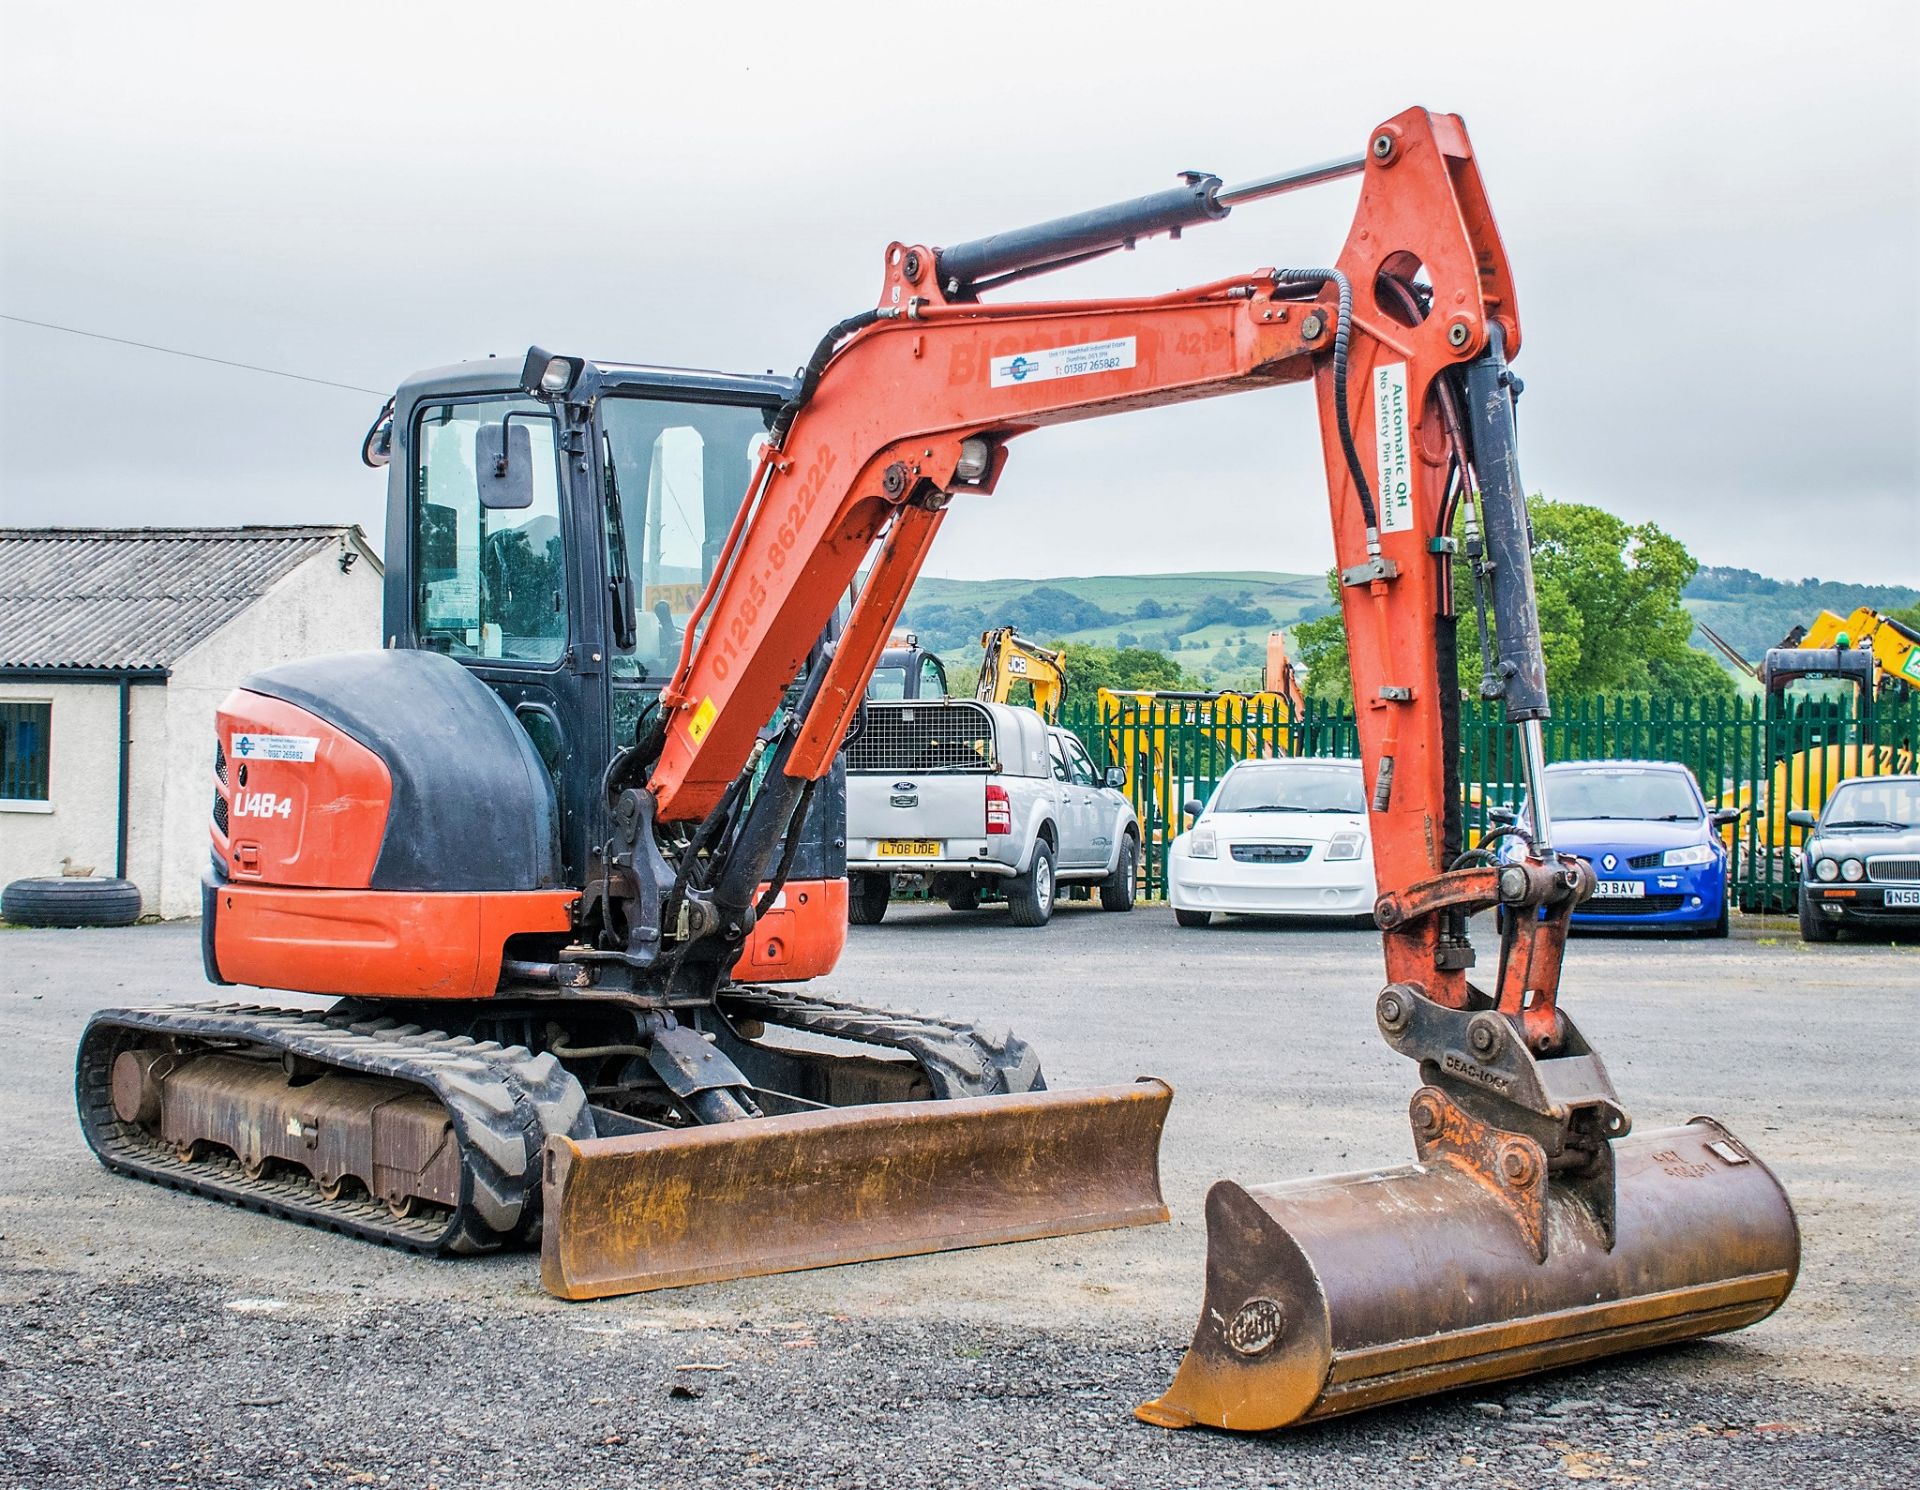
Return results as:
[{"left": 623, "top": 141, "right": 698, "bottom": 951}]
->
[{"left": 900, "top": 569, "right": 1327, "bottom": 687}]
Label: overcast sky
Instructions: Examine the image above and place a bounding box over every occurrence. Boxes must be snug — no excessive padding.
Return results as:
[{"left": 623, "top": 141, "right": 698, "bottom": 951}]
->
[{"left": 2, "top": 1, "right": 1915, "bottom": 586}]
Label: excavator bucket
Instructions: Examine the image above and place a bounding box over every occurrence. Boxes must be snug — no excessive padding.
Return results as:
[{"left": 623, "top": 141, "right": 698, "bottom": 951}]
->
[
  {"left": 1138, "top": 1114, "right": 1799, "bottom": 1432},
  {"left": 541, "top": 1078, "right": 1172, "bottom": 1299}
]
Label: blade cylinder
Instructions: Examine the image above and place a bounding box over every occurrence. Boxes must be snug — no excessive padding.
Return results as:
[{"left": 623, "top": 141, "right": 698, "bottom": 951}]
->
[
  {"left": 542, "top": 1078, "right": 1172, "bottom": 1300},
  {"left": 1139, "top": 1116, "right": 1798, "bottom": 1432}
]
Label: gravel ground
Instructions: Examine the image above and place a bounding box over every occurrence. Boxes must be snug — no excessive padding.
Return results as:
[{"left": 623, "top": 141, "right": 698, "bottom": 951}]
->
[{"left": 2, "top": 905, "right": 1915, "bottom": 1487}]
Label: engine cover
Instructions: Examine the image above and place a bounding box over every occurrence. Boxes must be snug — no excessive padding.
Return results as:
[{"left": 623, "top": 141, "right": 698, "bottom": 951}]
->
[{"left": 213, "top": 650, "right": 560, "bottom": 892}]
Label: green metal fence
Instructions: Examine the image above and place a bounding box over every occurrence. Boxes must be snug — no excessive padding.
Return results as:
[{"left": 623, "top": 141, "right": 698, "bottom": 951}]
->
[{"left": 1061, "top": 692, "right": 1920, "bottom": 907}]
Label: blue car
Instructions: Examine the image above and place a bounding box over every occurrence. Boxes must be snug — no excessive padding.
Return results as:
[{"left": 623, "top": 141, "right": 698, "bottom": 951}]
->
[{"left": 1500, "top": 761, "right": 1736, "bottom": 936}]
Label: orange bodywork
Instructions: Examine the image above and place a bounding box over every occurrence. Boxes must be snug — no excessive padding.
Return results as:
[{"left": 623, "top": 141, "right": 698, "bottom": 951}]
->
[
  {"left": 734, "top": 878, "right": 848, "bottom": 981},
  {"left": 214, "top": 690, "right": 390, "bottom": 888},
  {"left": 211, "top": 883, "right": 578, "bottom": 1000}
]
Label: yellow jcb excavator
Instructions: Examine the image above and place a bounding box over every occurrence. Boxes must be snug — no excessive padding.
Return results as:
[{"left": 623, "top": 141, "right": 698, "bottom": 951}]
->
[{"left": 975, "top": 625, "right": 1068, "bottom": 721}]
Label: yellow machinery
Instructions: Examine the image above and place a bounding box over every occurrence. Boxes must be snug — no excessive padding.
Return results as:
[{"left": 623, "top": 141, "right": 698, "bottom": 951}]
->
[
  {"left": 1700, "top": 607, "right": 1920, "bottom": 907},
  {"left": 975, "top": 626, "right": 1068, "bottom": 722},
  {"left": 1771, "top": 606, "right": 1920, "bottom": 700},
  {"left": 1097, "top": 687, "right": 1296, "bottom": 843}
]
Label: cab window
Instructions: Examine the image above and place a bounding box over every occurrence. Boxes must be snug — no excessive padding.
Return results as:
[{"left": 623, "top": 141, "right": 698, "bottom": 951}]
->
[
  {"left": 1065, "top": 736, "right": 1098, "bottom": 787},
  {"left": 413, "top": 398, "right": 567, "bottom": 663},
  {"left": 599, "top": 395, "right": 776, "bottom": 747},
  {"left": 599, "top": 396, "right": 775, "bottom": 684},
  {"left": 1048, "top": 736, "right": 1071, "bottom": 783}
]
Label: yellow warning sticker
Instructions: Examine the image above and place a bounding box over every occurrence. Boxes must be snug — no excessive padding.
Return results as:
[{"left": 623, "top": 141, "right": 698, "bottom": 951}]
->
[{"left": 687, "top": 696, "right": 718, "bottom": 743}]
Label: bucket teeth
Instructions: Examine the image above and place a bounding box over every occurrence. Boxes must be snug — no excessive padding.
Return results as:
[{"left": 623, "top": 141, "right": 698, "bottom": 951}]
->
[{"left": 1140, "top": 1117, "right": 1798, "bottom": 1432}]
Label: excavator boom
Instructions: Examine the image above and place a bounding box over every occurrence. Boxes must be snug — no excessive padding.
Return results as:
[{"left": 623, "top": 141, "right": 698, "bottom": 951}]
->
[{"left": 616, "top": 104, "right": 1796, "bottom": 1428}]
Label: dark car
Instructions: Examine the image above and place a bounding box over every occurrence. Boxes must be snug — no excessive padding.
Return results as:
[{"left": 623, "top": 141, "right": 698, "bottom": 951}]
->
[{"left": 1790, "top": 774, "right": 1920, "bottom": 942}]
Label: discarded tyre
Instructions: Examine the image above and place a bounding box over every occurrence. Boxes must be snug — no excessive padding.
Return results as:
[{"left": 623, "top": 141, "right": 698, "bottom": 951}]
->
[{"left": 2, "top": 876, "right": 143, "bottom": 928}]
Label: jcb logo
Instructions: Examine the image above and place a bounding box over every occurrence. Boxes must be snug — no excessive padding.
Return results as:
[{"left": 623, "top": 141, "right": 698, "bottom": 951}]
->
[{"left": 232, "top": 791, "right": 294, "bottom": 821}]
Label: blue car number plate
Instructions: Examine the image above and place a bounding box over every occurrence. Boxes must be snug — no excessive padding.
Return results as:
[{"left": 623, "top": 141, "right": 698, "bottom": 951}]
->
[{"left": 1591, "top": 880, "right": 1644, "bottom": 899}]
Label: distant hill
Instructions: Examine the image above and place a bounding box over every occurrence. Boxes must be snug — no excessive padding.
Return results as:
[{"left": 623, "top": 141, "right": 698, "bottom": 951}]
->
[
  {"left": 893, "top": 563, "right": 1920, "bottom": 691},
  {"left": 1682, "top": 567, "right": 1920, "bottom": 668},
  {"left": 898, "top": 570, "right": 1329, "bottom": 688}
]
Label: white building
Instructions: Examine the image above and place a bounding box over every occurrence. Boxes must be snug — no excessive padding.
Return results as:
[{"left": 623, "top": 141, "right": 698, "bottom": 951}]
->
[{"left": 0, "top": 526, "right": 382, "bottom": 918}]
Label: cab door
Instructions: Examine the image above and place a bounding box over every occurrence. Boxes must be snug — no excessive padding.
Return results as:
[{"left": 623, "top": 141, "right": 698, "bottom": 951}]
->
[
  {"left": 1047, "top": 729, "right": 1097, "bottom": 868},
  {"left": 396, "top": 391, "right": 607, "bottom": 884}
]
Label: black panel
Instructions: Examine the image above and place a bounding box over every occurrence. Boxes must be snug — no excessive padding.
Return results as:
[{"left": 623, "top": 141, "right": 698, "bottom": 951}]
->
[
  {"left": 789, "top": 755, "right": 847, "bottom": 883},
  {"left": 242, "top": 651, "right": 561, "bottom": 892}
]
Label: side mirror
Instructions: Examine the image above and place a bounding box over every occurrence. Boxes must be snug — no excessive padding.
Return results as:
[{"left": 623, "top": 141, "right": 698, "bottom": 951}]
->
[
  {"left": 1489, "top": 805, "right": 1518, "bottom": 825},
  {"left": 1711, "top": 808, "right": 1743, "bottom": 828},
  {"left": 475, "top": 421, "right": 535, "bottom": 509},
  {"left": 1184, "top": 798, "right": 1204, "bottom": 820},
  {"left": 1785, "top": 809, "right": 1817, "bottom": 830},
  {"left": 1105, "top": 766, "right": 1126, "bottom": 790}
]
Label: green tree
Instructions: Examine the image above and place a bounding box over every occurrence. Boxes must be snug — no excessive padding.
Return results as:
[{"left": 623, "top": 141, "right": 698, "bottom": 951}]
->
[
  {"left": 1294, "top": 497, "right": 1734, "bottom": 705},
  {"left": 1054, "top": 642, "right": 1194, "bottom": 696}
]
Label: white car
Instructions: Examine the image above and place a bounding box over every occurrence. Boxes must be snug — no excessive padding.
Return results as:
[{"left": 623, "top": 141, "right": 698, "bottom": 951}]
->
[{"left": 1167, "top": 758, "right": 1376, "bottom": 927}]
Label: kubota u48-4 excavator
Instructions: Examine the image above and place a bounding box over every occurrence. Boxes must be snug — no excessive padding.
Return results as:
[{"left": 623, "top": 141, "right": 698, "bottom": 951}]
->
[{"left": 77, "top": 106, "right": 1798, "bottom": 1432}]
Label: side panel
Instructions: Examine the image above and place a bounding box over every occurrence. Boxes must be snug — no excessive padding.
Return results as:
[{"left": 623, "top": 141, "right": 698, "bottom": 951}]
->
[
  {"left": 735, "top": 879, "right": 848, "bottom": 981},
  {"left": 214, "top": 691, "right": 391, "bottom": 888},
  {"left": 210, "top": 883, "right": 577, "bottom": 999}
]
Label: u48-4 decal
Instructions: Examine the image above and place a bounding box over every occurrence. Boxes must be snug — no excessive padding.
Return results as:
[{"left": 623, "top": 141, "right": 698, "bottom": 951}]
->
[{"left": 231, "top": 790, "right": 295, "bottom": 820}]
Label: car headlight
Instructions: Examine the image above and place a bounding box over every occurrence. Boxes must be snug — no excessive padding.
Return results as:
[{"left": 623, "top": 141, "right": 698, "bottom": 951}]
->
[
  {"left": 1189, "top": 826, "right": 1217, "bottom": 859},
  {"left": 1840, "top": 857, "right": 1865, "bottom": 883},
  {"left": 1663, "top": 844, "right": 1715, "bottom": 867},
  {"left": 1326, "top": 830, "right": 1367, "bottom": 862},
  {"left": 1814, "top": 857, "right": 1839, "bottom": 882}
]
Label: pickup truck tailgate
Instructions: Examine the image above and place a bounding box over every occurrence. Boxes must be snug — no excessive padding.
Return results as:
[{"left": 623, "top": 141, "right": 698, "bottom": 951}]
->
[{"left": 848, "top": 772, "right": 990, "bottom": 851}]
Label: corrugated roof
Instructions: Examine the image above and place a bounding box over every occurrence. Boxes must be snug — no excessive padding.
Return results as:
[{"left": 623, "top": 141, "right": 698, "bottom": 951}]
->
[{"left": 0, "top": 526, "right": 381, "bottom": 672}]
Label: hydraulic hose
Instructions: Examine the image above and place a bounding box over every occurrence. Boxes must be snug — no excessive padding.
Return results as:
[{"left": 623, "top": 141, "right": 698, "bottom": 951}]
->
[
  {"left": 1274, "top": 268, "right": 1376, "bottom": 539},
  {"left": 771, "top": 309, "right": 888, "bottom": 446}
]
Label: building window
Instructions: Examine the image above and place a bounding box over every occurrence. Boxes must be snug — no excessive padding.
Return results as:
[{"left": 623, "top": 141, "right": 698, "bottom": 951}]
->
[{"left": 0, "top": 700, "right": 51, "bottom": 805}]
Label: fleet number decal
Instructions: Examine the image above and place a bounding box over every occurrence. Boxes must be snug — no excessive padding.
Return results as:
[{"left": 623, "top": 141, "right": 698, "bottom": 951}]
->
[
  {"left": 1372, "top": 361, "right": 1413, "bottom": 533},
  {"left": 990, "top": 337, "right": 1136, "bottom": 389},
  {"left": 231, "top": 733, "right": 319, "bottom": 763},
  {"left": 232, "top": 790, "right": 294, "bottom": 820}
]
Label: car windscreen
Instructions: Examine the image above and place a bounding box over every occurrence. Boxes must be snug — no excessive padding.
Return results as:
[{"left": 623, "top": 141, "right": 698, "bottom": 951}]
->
[
  {"left": 1540, "top": 767, "right": 1700, "bottom": 822},
  {"left": 1822, "top": 778, "right": 1920, "bottom": 828},
  {"left": 1212, "top": 764, "right": 1364, "bottom": 814}
]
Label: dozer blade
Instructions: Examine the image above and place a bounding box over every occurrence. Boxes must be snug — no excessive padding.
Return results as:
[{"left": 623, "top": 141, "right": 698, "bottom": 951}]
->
[
  {"left": 1139, "top": 1116, "right": 1798, "bottom": 1432},
  {"left": 541, "top": 1077, "right": 1172, "bottom": 1300}
]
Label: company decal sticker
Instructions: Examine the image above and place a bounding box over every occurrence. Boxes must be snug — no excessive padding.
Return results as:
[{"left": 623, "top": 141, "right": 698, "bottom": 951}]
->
[
  {"left": 990, "top": 337, "right": 1136, "bottom": 389},
  {"left": 1372, "top": 361, "right": 1413, "bottom": 533},
  {"left": 687, "top": 696, "right": 718, "bottom": 743},
  {"left": 231, "top": 733, "right": 319, "bottom": 763}
]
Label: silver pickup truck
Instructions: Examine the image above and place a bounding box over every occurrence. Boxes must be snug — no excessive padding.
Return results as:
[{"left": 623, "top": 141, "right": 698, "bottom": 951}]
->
[{"left": 844, "top": 699, "right": 1139, "bottom": 927}]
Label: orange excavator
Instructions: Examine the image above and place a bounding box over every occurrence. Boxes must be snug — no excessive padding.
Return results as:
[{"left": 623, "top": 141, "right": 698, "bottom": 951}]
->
[{"left": 76, "top": 106, "right": 1796, "bottom": 1432}]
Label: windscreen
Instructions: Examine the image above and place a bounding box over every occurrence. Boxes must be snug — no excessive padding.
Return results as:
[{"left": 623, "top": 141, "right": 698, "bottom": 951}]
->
[
  {"left": 600, "top": 395, "right": 776, "bottom": 743},
  {"left": 1541, "top": 767, "right": 1701, "bottom": 822},
  {"left": 1823, "top": 778, "right": 1920, "bottom": 828},
  {"left": 1212, "top": 763, "right": 1364, "bottom": 814}
]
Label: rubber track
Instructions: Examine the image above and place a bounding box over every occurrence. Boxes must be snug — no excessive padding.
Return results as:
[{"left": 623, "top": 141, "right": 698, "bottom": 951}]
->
[
  {"left": 76, "top": 1003, "right": 591, "bottom": 1255},
  {"left": 718, "top": 985, "right": 1046, "bottom": 1099}
]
